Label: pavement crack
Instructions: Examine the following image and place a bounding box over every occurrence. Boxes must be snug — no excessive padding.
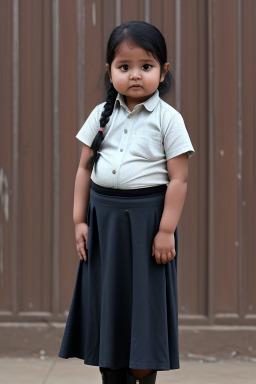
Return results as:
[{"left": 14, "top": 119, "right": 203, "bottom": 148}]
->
[{"left": 41, "top": 358, "right": 57, "bottom": 384}]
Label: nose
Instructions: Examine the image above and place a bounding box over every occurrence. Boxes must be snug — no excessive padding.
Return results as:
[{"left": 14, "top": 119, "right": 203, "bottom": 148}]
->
[{"left": 129, "top": 71, "right": 141, "bottom": 80}]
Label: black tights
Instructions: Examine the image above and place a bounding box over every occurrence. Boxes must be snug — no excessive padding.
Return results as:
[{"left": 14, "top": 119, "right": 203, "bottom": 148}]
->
[{"left": 109, "top": 367, "right": 154, "bottom": 379}]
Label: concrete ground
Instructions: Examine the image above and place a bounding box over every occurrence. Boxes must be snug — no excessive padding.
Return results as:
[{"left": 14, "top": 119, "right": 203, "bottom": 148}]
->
[{"left": 1, "top": 356, "right": 256, "bottom": 384}]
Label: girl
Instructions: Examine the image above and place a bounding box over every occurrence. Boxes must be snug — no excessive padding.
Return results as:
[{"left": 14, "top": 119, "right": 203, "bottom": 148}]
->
[{"left": 59, "top": 21, "right": 195, "bottom": 384}]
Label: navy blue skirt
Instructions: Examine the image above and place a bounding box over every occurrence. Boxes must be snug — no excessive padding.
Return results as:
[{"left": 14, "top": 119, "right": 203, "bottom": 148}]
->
[{"left": 58, "top": 181, "right": 179, "bottom": 371}]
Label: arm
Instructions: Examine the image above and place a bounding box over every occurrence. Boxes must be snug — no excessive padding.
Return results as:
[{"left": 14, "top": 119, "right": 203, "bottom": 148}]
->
[
  {"left": 152, "top": 153, "right": 189, "bottom": 264},
  {"left": 73, "top": 144, "right": 93, "bottom": 224},
  {"left": 74, "top": 144, "right": 94, "bottom": 261},
  {"left": 159, "top": 153, "right": 188, "bottom": 233}
]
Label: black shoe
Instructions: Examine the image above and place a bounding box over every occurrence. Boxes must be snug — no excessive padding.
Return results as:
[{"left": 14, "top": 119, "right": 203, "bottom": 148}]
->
[
  {"left": 99, "top": 367, "right": 127, "bottom": 384},
  {"left": 125, "top": 368, "right": 157, "bottom": 384}
]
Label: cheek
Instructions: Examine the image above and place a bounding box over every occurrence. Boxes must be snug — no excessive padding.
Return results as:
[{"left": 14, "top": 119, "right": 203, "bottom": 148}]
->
[
  {"left": 145, "top": 72, "right": 161, "bottom": 87},
  {"left": 112, "top": 73, "right": 127, "bottom": 85}
]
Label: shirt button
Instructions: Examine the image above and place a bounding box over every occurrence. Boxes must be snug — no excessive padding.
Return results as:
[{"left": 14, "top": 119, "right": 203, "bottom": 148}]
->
[
  {"left": 112, "top": 170, "right": 116, "bottom": 174},
  {"left": 124, "top": 129, "right": 128, "bottom": 134},
  {"left": 120, "top": 149, "right": 123, "bottom": 152},
  {"left": 128, "top": 115, "right": 131, "bottom": 119}
]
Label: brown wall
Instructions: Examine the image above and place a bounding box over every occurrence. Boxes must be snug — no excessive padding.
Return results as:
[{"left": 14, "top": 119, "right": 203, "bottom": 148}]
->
[{"left": 0, "top": 0, "right": 255, "bottom": 326}]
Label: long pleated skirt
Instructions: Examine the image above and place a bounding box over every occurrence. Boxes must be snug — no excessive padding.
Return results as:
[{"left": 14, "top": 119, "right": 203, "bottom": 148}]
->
[{"left": 58, "top": 181, "right": 179, "bottom": 371}]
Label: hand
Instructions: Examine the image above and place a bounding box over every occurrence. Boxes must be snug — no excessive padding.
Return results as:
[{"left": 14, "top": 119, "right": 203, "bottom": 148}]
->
[
  {"left": 75, "top": 222, "right": 89, "bottom": 261},
  {"left": 152, "top": 230, "right": 176, "bottom": 264}
]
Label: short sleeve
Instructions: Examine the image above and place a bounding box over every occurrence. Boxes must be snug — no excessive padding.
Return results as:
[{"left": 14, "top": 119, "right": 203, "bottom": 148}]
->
[
  {"left": 75, "top": 103, "right": 104, "bottom": 147},
  {"left": 163, "top": 112, "right": 195, "bottom": 160}
]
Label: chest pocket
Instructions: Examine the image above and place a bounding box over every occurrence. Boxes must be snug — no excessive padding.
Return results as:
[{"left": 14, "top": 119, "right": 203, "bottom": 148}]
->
[{"left": 129, "top": 133, "right": 164, "bottom": 160}]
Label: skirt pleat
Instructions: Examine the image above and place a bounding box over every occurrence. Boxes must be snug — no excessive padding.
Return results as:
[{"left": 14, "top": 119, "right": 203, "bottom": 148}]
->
[{"left": 58, "top": 183, "right": 179, "bottom": 371}]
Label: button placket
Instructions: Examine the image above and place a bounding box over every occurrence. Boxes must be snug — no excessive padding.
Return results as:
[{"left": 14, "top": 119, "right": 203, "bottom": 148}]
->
[{"left": 115, "top": 114, "right": 134, "bottom": 188}]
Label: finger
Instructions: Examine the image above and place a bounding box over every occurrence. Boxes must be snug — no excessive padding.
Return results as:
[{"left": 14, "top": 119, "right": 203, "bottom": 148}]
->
[
  {"left": 171, "top": 248, "right": 176, "bottom": 259},
  {"left": 152, "top": 244, "right": 155, "bottom": 256},
  {"left": 76, "top": 244, "right": 82, "bottom": 260},
  {"left": 81, "top": 243, "right": 87, "bottom": 261},
  {"left": 78, "top": 239, "right": 86, "bottom": 249},
  {"left": 81, "top": 247, "right": 87, "bottom": 261},
  {"left": 84, "top": 240, "right": 88, "bottom": 261},
  {"left": 77, "top": 249, "right": 83, "bottom": 261},
  {"left": 161, "top": 253, "right": 168, "bottom": 264},
  {"left": 155, "top": 252, "right": 162, "bottom": 264},
  {"left": 77, "top": 242, "right": 87, "bottom": 261},
  {"left": 167, "top": 251, "right": 172, "bottom": 262}
]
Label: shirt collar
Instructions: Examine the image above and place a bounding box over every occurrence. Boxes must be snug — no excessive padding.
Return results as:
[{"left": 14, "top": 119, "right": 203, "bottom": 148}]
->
[{"left": 114, "top": 89, "right": 160, "bottom": 112}]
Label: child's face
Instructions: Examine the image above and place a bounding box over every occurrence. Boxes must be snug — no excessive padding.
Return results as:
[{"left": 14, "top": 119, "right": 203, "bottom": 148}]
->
[{"left": 106, "top": 40, "right": 170, "bottom": 110}]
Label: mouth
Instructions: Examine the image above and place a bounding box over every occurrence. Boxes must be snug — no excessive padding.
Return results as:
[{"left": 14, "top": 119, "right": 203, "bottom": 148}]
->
[{"left": 130, "top": 85, "right": 142, "bottom": 88}]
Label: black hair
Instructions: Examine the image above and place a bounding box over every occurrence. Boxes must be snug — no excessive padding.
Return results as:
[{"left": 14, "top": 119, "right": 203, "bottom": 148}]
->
[{"left": 86, "top": 20, "right": 173, "bottom": 171}]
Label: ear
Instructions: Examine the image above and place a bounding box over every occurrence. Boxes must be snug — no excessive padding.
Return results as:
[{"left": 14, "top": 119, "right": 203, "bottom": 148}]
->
[
  {"left": 160, "top": 62, "right": 170, "bottom": 82},
  {"left": 106, "top": 63, "right": 112, "bottom": 83}
]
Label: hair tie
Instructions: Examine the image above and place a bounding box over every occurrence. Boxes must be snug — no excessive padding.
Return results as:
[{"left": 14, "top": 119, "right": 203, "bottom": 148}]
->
[{"left": 99, "top": 127, "right": 104, "bottom": 132}]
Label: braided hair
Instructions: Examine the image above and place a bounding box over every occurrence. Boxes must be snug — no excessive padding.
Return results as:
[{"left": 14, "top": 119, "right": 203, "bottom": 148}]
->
[
  {"left": 86, "top": 21, "right": 173, "bottom": 171},
  {"left": 86, "top": 77, "right": 117, "bottom": 171}
]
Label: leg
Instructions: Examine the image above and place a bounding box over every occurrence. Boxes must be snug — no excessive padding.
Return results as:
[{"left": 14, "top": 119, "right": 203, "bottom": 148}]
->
[
  {"left": 126, "top": 368, "right": 157, "bottom": 383},
  {"left": 99, "top": 366, "right": 127, "bottom": 383},
  {"left": 129, "top": 368, "right": 154, "bottom": 379}
]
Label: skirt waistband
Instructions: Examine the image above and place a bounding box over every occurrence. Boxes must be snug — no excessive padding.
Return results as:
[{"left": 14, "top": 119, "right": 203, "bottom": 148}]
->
[{"left": 90, "top": 180, "right": 167, "bottom": 197}]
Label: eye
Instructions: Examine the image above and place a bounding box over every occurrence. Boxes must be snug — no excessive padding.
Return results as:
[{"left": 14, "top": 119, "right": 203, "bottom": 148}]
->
[
  {"left": 120, "top": 64, "right": 129, "bottom": 71},
  {"left": 142, "top": 64, "right": 152, "bottom": 70}
]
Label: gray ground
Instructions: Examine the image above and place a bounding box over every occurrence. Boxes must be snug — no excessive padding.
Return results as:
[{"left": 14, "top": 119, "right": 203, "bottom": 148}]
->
[
  {"left": 1, "top": 324, "right": 256, "bottom": 383},
  {"left": 1, "top": 356, "right": 256, "bottom": 384}
]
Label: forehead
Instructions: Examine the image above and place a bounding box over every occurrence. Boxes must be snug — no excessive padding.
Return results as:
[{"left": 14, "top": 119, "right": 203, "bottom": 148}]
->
[{"left": 113, "top": 40, "right": 156, "bottom": 61}]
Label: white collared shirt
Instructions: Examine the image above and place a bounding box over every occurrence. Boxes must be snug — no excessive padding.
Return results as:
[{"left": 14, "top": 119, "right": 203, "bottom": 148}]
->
[{"left": 76, "top": 90, "right": 195, "bottom": 189}]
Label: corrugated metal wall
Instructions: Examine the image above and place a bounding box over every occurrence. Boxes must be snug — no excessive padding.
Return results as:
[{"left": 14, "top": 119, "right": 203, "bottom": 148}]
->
[{"left": 0, "top": 0, "right": 255, "bottom": 326}]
